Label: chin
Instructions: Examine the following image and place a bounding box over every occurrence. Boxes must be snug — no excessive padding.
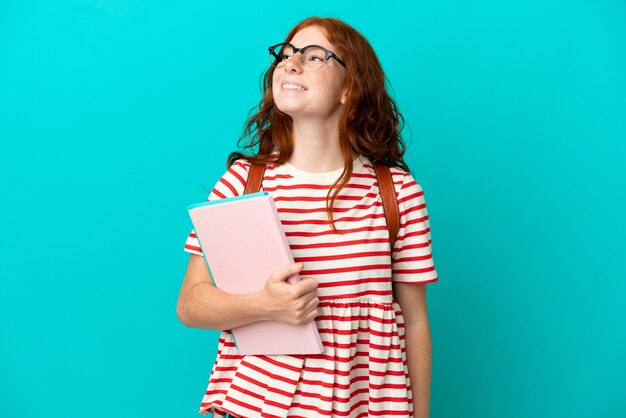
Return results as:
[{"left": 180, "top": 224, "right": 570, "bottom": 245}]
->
[{"left": 274, "top": 102, "right": 302, "bottom": 118}]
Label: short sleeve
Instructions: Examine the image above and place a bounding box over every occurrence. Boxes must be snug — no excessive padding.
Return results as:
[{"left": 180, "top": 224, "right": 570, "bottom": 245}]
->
[
  {"left": 183, "top": 159, "right": 251, "bottom": 256},
  {"left": 391, "top": 172, "right": 439, "bottom": 284}
]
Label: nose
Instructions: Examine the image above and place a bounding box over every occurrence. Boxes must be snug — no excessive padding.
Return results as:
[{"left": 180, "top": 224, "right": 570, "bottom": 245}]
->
[{"left": 283, "top": 52, "right": 304, "bottom": 73}]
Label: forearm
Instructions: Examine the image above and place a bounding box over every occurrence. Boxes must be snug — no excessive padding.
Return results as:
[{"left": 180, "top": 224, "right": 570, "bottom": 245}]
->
[
  {"left": 177, "top": 282, "right": 269, "bottom": 330},
  {"left": 405, "top": 321, "right": 432, "bottom": 418}
]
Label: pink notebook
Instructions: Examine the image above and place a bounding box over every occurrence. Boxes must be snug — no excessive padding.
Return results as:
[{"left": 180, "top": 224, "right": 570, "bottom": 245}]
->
[{"left": 187, "top": 192, "right": 324, "bottom": 355}]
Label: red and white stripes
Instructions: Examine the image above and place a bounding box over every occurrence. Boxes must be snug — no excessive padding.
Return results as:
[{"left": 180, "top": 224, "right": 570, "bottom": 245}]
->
[{"left": 184, "top": 155, "right": 438, "bottom": 417}]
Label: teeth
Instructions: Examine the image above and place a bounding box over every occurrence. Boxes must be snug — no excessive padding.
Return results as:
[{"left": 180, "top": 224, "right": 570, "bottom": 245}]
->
[{"left": 283, "top": 84, "right": 306, "bottom": 91}]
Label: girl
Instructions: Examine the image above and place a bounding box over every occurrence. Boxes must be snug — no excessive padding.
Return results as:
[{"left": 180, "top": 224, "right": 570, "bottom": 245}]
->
[{"left": 177, "top": 16, "right": 439, "bottom": 418}]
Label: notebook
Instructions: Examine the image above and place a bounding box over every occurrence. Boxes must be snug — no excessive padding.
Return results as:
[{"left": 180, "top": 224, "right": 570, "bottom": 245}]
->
[{"left": 187, "top": 191, "right": 324, "bottom": 355}]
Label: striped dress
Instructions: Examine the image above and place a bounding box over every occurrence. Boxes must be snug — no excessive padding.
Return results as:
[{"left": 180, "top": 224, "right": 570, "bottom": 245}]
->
[{"left": 183, "top": 155, "right": 439, "bottom": 418}]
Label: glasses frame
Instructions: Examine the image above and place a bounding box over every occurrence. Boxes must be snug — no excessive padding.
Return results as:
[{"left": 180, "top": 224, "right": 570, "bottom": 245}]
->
[{"left": 268, "top": 42, "right": 347, "bottom": 71}]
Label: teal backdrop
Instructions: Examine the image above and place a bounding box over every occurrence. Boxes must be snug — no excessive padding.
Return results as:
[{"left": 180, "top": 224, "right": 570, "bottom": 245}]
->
[{"left": 1, "top": 1, "right": 624, "bottom": 417}]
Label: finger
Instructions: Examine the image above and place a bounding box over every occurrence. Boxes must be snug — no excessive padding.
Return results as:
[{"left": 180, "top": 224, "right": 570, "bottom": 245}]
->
[
  {"left": 303, "top": 306, "right": 319, "bottom": 323},
  {"left": 268, "top": 262, "right": 304, "bottom": 283},
  {"left": 297, "top": 277, "right": 318, "bottom": 293},
  {"left": 290, "top": 279, "right": 317, "bottom": 299},
  {"left": 300, "top": 287, "right": 319, "bottom": 303},
  {"left": 303, "top": 295, "right": 320, "bottom": 312}
]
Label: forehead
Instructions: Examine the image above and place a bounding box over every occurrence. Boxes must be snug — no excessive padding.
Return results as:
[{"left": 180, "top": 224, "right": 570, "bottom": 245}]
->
[{"left": 289, "top": 26, "right": 334, "bottom": 50}]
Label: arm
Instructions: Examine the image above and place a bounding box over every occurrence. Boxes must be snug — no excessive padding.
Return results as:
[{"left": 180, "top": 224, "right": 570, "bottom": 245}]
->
[
  {"left": 176, "top": 254, "right": 319, "bottom": 330},
  {"left": 393, "top": 282, "right": 432, "bottom": 418}
]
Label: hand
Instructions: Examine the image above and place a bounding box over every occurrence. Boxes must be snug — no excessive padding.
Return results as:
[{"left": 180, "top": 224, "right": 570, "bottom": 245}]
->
[{"left": 260, "top": 262, "right": 320, "bottom": 325}]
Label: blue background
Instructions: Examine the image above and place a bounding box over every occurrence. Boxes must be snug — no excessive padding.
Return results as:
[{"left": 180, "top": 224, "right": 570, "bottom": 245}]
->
[{"left": 1, "top": 1, "right": 625, "bottom": 417}]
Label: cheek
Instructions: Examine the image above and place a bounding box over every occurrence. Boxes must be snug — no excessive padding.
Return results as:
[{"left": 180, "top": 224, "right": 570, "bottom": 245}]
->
[
  {"left": 320, "top": 72, "right": 345, "bottom": 98},
  {"left": 270, "top": 76, "right": 286, "bottom": 108}
]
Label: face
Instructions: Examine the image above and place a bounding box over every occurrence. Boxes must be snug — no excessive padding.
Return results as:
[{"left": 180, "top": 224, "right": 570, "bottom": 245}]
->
[{"left": 272, "top": 26, "right": 348, "bottom": 120}]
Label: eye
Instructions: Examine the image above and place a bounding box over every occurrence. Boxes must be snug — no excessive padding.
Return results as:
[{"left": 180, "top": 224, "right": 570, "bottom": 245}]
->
[{"left": 307, "top": 54, "right": 324, "bottom": 62}]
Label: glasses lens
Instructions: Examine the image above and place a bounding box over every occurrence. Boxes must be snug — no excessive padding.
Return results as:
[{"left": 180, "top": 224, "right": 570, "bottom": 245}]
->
[
  {"left": 269, "top": 44, "right": 328, "bottom": 71},
  {"left": 270, "top": 44, "right": 294, "bottom": 67},
  {"left": 301, "top": 47, "right": 327, "bottom": 71}
]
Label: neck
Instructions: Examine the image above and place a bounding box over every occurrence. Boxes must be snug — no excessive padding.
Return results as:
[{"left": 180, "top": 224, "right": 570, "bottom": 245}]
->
[{"left": 287, "top": 113, "right": 355, "bottom": 173}]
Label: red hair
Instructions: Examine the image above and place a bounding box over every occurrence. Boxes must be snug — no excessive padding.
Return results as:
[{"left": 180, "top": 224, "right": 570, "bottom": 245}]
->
[{"left": 228, "top": 17, "right": 410, "bottom": 231}]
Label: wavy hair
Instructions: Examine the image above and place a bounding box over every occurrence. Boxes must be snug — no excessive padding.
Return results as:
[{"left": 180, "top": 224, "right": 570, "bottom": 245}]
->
[{"left": 228, "top": 16, "right": 410, "bottom": 231}]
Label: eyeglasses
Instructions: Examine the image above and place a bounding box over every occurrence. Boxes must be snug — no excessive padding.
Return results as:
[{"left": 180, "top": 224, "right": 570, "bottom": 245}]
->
[{"left": 268, "top": 42, "right": 346, "bottom": 72}]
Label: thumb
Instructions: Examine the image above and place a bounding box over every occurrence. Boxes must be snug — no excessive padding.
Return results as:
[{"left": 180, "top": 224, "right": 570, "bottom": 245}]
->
[{"left": 268, "top": 262, "right": 304, "bottom": 283}]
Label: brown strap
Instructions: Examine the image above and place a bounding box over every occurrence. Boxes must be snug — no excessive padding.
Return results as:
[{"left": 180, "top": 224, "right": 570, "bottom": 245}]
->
[
  {"left": 243, "top": 163, "right": 266, "bottom": 194},
  {"left": 373, "top": 163, "right": 400, "bottom": 250},
  {"left": 244, "top": 162, "right": 399, "bottom": 249}
]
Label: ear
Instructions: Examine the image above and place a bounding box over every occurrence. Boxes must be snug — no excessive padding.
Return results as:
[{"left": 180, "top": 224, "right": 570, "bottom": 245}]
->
[{"left": 340, "top": 86, "right": 349, "bottom": 105}]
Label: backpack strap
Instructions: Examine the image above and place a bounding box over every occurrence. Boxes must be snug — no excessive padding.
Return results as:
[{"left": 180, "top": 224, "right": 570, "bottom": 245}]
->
[
  {"left": 243, "top": 162, "right": 399, "bottom": 249},
  {"left": 243, "top": 163, "right": 266, "bottom": 195},
  {"left": 373, "top": 163, "right": 400, "bottom": 250}
]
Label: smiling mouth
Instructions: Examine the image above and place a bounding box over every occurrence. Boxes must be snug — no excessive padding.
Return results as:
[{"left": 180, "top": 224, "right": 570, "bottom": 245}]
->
[{"left": 281, "top": 83, "right": 307, "bottom": 91}]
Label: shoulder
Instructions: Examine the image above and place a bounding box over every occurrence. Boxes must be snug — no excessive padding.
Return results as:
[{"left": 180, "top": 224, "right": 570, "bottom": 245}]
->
[
  {"left": 224, "top": 158, "right": 253, "bottom": 183},
  {"left": 388, "top": 166, "right": 421, "bottom": 202},
  {"left": 362, "top": 158, "right": 417, "bottom": 198},
  {"left": 222, "top": 158, "right": 283, "bottom": 193},
  {"left": 210, "top": 159, "right": 252, "bottom": 198},
  {"left": 229, "top": 158, "right": 252, "bottom": 173}
]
